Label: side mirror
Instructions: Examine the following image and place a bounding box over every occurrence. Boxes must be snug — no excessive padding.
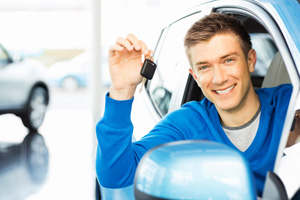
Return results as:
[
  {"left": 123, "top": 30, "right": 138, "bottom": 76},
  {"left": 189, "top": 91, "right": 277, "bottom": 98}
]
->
[{"left": 134, "top": 140, "right": 256, "bottom": 200}]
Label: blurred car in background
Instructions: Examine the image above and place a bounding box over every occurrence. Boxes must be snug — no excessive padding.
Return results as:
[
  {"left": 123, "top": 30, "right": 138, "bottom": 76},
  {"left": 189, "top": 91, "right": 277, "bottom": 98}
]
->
[
  {"left": 47, "top": 51, "right": 110, "bottom": 92},
  {"left": 0, "top": 43, "right": 49, "bottom": 131}
]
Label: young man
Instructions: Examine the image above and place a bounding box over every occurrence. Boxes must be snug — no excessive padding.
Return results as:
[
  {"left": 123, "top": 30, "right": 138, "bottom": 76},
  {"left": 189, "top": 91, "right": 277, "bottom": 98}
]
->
[{"left": 96, "top": 13, "right": 292, "bottom": 196}]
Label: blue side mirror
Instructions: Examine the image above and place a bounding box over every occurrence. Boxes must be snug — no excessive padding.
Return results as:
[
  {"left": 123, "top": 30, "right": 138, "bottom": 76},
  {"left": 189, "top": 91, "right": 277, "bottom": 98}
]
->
[{"left": 134, "top": 140, "right": 256, "bottom": 200}]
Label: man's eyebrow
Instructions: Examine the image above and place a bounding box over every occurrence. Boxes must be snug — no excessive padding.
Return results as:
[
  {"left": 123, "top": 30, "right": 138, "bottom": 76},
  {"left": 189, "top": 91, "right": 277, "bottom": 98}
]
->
[
  {"left": 221, "top": 52, "right": 238, "bottom": 59},
  {"left": 194, "top": 52, "right": 239, "bottom": 66},
  {"left": 195, "top": 61, "right": 209, "bottom": 66}
]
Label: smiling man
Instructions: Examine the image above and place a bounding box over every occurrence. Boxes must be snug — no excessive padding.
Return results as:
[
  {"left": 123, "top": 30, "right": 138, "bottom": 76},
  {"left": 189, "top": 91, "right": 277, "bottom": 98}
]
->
[
  {"left": 96, "top": 13, "right": 292, "bottom": 196},
  {"left": 188, "top": 32, "right": 260, "bottom": 127}
]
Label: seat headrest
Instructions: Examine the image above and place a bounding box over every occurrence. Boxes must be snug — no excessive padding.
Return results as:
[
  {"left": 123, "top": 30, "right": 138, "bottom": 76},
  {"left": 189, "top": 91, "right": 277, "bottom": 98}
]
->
[{"left": 262, "top": 51, "right": 291, "bottom": 88}]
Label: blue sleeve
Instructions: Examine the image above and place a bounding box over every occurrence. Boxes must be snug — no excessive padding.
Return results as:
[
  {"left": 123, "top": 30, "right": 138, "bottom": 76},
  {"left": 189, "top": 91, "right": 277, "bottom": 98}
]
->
[
  {"left": 95, "top": 93, "right": 136, "bottom": 188},
  {"left": 95, "top": 94, "right": 199, "bottom": 188}
]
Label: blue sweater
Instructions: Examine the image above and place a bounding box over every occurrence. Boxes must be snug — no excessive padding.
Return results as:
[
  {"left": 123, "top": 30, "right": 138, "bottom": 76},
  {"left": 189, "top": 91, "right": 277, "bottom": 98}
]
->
[{"left": 96, "top": 84, "right": 292, "bottom": 195}]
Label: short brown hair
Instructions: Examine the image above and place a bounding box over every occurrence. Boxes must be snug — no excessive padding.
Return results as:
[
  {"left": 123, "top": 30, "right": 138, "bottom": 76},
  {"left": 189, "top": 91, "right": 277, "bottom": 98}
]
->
[{"left": 184, "top": 13, "right": 252, "bottom": 67}]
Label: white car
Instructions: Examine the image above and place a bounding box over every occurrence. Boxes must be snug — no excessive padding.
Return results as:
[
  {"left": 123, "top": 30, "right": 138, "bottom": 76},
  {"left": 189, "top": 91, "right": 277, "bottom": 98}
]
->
[{"left": 0, "top": 44, "right": 49, "bottom": 130}]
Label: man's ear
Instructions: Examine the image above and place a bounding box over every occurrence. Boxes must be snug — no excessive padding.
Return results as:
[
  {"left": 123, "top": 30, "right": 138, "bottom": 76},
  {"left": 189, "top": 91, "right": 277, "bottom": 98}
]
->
[
  {"left": 247, "top": 49, "right": 257, "bottom": 73},
  {"left": 189, "top": 68, "right": 198, "bottom": 80}
]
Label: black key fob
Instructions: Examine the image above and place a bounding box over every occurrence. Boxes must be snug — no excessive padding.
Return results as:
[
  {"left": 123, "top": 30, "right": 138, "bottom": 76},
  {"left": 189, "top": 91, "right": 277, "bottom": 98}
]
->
[{"left": 140, "top": 59, "right": 157, "bottom": 80}]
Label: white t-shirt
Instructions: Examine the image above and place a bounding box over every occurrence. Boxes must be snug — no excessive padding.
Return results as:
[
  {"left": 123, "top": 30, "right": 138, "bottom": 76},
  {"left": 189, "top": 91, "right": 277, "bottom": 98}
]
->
[{"left": 222, "top": 106, "right": 261, "bottom": 152}]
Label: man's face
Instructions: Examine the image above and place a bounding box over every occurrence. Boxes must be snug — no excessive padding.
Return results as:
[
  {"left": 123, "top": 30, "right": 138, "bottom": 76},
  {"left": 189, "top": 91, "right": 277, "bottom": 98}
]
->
[{"left": 189, "top": 33, "right": 256, "bottom": 114}]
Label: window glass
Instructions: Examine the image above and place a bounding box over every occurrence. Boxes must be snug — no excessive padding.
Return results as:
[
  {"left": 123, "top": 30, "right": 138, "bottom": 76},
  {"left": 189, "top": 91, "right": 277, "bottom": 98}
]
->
[{"left": 149, "top": 13, "right": 203, "bottom": 116}]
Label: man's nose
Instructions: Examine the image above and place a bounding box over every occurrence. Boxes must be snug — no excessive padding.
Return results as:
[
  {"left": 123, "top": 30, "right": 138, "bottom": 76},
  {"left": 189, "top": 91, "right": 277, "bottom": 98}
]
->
[{"left": 212, "top": 65, "right": 227, "bottom": 85}]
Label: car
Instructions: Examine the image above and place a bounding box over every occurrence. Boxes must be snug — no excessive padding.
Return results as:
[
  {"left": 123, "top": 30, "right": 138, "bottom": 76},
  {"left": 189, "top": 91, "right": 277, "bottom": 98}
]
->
[
  {"left": 0, "top": 43, "right": 50, "bottom": 131},
  {"left": 47, "top": 51, "right": 110, "bottom": 92},
  {"left": 97, "top": 0, "right": 300, "bottom": 199}
]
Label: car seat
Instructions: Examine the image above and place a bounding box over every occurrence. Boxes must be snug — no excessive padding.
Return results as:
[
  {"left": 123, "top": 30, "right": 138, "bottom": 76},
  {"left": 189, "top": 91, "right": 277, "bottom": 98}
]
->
[{"left": 262, "top": 51, "right": 291, "bottom": 88}]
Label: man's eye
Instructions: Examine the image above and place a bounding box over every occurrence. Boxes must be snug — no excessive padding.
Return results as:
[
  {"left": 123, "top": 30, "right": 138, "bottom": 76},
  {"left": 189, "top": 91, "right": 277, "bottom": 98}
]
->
[
  {"left": 199, "top": 66, "right": 208, "bottom": 71},
  {"left": 225, "top": 58, "right": 233, "bottom": 63}
]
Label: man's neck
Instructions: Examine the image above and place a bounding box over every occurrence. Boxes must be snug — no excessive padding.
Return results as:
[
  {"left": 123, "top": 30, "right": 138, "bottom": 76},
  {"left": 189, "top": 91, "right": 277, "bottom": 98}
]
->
[{"left": 218, "top": 90, "right": 261, "bottom": 127}]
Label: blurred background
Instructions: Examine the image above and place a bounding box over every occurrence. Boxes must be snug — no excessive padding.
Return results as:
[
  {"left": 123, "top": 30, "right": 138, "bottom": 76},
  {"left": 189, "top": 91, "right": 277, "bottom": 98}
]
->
[{"left": 0, "top": 0, "right": 199, "bottom": 199}]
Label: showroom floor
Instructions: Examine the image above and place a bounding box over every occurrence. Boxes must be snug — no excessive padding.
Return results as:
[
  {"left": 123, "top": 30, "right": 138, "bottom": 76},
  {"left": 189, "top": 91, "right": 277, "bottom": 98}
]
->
[{"left": 0, "top": 88, "right": 98, "bottom": 200}]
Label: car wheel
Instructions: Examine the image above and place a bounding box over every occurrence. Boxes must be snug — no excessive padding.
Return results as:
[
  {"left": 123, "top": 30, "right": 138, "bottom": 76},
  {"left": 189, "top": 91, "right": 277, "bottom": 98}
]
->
[
  {"left": 61, "top": 76, "right": 79, "bottom": 92},
  {"left": 22, "top": 87, "right": 48, "bottom": 131},
  {"left": 21, "top": 132, "right": 49, "bottom": 184}
]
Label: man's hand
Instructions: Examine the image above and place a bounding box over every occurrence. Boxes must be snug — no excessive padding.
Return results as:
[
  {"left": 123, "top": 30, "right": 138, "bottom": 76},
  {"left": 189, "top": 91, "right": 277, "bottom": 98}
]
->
[{"left": 108, "top": 33, "right": 153, "bottom": 100}]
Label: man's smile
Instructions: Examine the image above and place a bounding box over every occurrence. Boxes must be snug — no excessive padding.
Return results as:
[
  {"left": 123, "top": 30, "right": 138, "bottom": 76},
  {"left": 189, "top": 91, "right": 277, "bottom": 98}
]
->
[{"left": 214, "top": 84, "right": 236, "bottom": 95}]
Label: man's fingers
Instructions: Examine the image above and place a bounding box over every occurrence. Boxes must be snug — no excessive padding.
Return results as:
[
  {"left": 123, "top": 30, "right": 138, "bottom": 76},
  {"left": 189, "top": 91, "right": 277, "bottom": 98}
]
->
[
  {"left": 110, "top": 34, "right": 153, "bottom": 62},
  {"left": 144, "top": 49, "right": 153, "bottom": 61},
  {"left": 138, "top": 40, "right": 150, "bottom": 56},
  {"left": 126, "top": 33, "right": 140, "bottom": 50},
  {"left": 109, "top": 44, "right": 124, "bottom": 52},
  {"left": 116, "top": 37, "right": 133, "bottom": 51}
]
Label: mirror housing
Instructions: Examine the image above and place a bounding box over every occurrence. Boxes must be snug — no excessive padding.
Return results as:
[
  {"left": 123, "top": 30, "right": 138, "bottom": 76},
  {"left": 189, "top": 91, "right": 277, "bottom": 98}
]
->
[{"left": 134, "top": 140, "right": 256, "bottom": 200}]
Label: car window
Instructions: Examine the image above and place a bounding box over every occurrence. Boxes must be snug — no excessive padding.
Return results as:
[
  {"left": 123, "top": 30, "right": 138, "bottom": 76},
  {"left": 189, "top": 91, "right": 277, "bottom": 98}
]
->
[
  {"left": 0, "top": 45, "right": 10, "bottom": 68},
  {"left": 148, "top": 13, "right": 203, "bottom": 116}
]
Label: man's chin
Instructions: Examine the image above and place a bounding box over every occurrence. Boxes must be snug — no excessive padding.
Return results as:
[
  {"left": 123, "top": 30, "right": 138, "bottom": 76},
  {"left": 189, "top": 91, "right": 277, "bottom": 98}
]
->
[{"left": 214, "top": 102, "right": 237, "bottom": 113}]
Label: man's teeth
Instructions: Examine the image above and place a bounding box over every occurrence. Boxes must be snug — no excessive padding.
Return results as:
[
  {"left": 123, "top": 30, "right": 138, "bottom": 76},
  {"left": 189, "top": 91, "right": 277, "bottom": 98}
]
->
[{"left": 216, "top": 85, "right": 235, "bottom": 95}]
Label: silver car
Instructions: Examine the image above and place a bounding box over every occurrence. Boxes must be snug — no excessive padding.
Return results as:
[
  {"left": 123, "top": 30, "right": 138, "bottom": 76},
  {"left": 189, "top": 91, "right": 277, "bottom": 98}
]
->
[{"left": 0, "top": 44, "right": 49, "bottom": 130}]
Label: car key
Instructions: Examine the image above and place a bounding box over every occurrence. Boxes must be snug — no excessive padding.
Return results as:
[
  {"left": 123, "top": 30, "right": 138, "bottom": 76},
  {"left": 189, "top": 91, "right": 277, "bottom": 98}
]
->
[{"left": 139, "top": 57, "right": 157, "bottom": 93}]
